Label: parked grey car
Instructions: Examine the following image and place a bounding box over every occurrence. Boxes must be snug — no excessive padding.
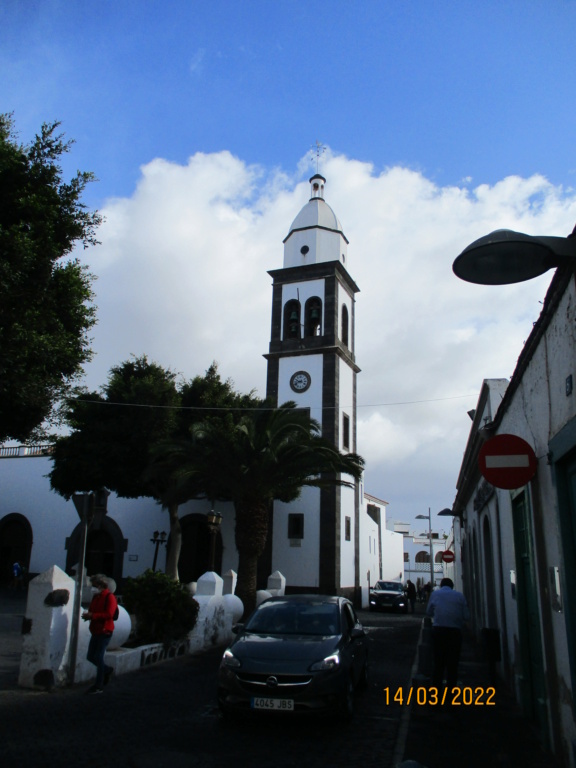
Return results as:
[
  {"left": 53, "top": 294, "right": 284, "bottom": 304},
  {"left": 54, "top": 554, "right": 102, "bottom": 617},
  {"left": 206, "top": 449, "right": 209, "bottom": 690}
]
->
[{"left": 217, "top": 595, "right": 368, "bottom": 718}]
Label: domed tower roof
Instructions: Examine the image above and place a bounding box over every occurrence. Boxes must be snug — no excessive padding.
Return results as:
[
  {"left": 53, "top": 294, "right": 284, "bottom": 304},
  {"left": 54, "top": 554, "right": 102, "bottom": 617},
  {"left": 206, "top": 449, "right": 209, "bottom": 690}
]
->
[{"left": 283, "top": 175, "right": 349, "bottom": 269}]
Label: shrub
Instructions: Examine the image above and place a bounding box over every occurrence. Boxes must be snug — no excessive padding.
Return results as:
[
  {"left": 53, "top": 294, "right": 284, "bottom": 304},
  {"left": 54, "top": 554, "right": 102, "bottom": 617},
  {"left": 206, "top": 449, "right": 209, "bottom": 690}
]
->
[{"left": 122, "top": 570, "right": 199, "bottom": 647}]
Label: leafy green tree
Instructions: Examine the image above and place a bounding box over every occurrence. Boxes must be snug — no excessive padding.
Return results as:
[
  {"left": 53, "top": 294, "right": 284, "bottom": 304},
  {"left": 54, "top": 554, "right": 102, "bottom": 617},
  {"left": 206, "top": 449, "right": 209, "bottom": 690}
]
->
[
  {"left": 159, "top": 404, "right": 365, "bottom": 616},
  {"left": 0, "top": 114, "right": 101, "bottom": 442},
  {"left": 49, "top": 358, "right": 260, "bottom": 580},
  {"left": 50, "top": 355, "right": 181, "bottom": 571}
]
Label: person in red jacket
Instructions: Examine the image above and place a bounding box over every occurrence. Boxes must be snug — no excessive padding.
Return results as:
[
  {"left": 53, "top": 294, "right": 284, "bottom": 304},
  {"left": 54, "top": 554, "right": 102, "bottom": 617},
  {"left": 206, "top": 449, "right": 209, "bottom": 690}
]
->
[{"left": 82, "top": 574, "right": 117, "bottom": 694}]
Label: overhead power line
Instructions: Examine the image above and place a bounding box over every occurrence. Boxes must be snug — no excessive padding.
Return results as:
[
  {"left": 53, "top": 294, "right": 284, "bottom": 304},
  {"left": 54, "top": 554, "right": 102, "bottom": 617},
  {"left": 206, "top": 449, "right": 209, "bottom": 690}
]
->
[{"left": 67, "top": 393, "right": 478, "bottom": 412}]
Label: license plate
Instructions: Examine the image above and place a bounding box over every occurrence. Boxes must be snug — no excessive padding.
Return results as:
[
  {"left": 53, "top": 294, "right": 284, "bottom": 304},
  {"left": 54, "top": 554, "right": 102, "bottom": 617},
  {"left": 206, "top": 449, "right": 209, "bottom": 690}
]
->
[{"left": 251, "top": 697, "right": 294, "bottom": 711}]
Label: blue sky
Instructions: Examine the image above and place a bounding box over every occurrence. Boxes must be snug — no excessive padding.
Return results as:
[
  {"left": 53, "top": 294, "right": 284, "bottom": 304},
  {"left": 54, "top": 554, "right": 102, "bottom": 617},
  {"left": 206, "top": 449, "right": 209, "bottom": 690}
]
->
[
  {"left": 3, "top": 1, "right": 576, "bottom": 530},
  {"left": 4, "top": 1, "right": 576, "bottom": 204}
]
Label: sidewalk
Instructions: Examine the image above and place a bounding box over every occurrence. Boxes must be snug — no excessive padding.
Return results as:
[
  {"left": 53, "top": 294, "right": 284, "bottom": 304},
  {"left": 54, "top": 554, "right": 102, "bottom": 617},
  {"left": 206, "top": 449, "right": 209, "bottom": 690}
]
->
[
  {"left": 0, "top": 587, "right": 26, "bottom": 690},
  {"left": 400, "top": 617, "right": 562, "bottom": 768}
]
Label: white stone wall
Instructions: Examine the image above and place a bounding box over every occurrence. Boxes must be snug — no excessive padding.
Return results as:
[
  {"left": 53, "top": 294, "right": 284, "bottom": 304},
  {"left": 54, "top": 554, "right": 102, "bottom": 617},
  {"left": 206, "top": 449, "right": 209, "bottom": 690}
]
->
[
  {"left": 494, "top": 282, "right": 576, "bottom": 758},
  {"left": 358, "top": 496, "right": 404, "bottom": 607},
  {"left": 454, "top": 278, "right": 576, "bottom": 763},
  {"left": 0, "top": 453, "right": 238, "bottom": 581},
  {"left": 339, "top": 484, "right": 356, "bottom": 588},
  {"left": 272, "top": 487, "right": 321, "bottom": 588},
  {"left": 19, "top": 567, "right": 244, "bottom": 690}
]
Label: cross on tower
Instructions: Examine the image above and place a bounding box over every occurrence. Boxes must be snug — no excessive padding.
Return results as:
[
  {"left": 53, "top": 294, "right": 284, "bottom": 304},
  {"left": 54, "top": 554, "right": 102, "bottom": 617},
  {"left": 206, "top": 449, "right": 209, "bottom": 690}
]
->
[{"left": 311, "top": 140, "right": 326, "bottom": 172}]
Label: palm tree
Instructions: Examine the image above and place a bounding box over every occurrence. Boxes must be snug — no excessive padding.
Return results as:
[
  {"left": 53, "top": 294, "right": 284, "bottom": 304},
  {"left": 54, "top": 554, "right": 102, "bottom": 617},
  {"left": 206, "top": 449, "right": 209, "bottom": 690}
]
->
[{"left": 160, "top": 404, "right": 364, "bottom": 616}]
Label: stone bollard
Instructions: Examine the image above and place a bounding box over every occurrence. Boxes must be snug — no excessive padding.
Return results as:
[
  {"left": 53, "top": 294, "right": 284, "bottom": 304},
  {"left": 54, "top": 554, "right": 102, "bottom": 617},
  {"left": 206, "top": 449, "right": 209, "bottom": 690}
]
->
[
  {"left": 222, "top": 569, "right": 237, "bottom": 596},
  {"left": 256, "top": 589, "right": 272, "bottom": 606},
  {"left": 267, "top": 570, "right": 286, "bottom": 596},
  {"left": 19, "top": 565, "right": 76, "bottom": 690},
  {"left": 189, "top": 572, "right": 226, "bottom": 653}
]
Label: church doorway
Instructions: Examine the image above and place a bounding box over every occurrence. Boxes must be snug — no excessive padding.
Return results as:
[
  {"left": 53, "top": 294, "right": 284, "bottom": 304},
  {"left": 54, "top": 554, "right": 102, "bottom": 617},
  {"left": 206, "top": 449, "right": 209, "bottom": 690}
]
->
[
  {"left": 178, "top": 514, "right": 223, "bottom": 584},
  {"left": 0, "top": 513, "right": 33, "bottom": 585},
  {"left": 66, "top": 517, "right": 126, "bottom": 588}
]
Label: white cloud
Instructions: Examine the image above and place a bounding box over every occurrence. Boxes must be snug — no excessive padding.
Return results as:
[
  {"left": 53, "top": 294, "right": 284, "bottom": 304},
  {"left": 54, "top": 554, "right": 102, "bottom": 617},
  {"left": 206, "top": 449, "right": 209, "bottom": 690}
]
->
[{"left": 81, "top": 151, "right": 576, "bottom": 523}]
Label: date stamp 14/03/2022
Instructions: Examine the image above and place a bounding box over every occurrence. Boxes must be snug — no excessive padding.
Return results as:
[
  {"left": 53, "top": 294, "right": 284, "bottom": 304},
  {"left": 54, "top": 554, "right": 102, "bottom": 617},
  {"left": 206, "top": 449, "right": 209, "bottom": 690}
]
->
[{"left": 383, "top": 686, "right": 496, "bottom": 707}]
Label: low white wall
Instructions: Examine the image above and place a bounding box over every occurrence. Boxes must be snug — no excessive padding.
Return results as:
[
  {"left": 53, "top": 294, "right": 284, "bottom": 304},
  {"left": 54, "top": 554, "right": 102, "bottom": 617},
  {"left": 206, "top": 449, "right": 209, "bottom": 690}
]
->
[{"left": 18, "top": 566, "right": 269, "bottom": 689}]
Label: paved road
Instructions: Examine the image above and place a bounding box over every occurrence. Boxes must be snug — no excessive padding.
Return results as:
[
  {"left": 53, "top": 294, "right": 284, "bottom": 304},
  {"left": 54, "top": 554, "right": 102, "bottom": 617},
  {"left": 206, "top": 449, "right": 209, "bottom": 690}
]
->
[
  {"left": 0, "top": 593, "right": 421, "bottom": 768},
  {"left": 0, "top": 592, "right": 562, "bottom": 768}
]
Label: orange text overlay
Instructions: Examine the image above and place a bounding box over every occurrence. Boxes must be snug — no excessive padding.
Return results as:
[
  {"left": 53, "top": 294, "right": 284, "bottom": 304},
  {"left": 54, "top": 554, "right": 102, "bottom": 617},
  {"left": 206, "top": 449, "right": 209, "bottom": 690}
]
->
[{"left": 383, "top": 686, "right": 496, "bottom": 706}]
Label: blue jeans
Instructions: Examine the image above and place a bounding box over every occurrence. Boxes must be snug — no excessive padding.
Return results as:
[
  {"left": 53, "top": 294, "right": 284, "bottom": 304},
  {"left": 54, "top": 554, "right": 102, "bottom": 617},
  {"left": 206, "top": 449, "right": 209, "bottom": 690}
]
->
[{"left": 87, "top": 633, "right": 113, "bottom": 688}]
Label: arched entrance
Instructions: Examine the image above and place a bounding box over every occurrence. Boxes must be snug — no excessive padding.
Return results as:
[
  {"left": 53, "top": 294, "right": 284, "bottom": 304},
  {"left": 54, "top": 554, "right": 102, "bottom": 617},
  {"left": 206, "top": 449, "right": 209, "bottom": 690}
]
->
[
  {"left": 66, "top": 517, "right": 127, "bottom": 587},
  {"left": 178, "top": 514, "right": 223, "bottom": 584},
  {"left": 0, "top": 513, "right": 33, "bottom": 584}
]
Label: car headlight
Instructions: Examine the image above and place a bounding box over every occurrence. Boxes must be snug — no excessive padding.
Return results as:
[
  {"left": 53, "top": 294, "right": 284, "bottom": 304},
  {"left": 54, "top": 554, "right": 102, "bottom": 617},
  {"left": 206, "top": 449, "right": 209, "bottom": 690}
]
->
[
  {"left": 310, "top": 652, "right": 340, "bottom": 671},
  {"left": 221, "top": 649, "right": 241, "bottom": 669}
]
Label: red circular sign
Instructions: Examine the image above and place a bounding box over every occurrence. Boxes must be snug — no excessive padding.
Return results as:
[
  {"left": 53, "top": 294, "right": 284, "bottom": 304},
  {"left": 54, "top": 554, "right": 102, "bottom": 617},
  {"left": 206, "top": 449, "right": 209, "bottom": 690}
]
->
[
  {"left": 478, "top": 433, "right": 537, "bottom": 490},
  {"left": 442, "top": 550, "right": 455, "bottom": 563}
]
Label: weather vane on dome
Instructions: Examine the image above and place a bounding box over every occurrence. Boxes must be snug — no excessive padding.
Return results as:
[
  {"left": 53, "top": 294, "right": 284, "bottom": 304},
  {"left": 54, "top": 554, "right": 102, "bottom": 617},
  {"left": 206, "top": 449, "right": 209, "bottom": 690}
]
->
[{"left": 311, "top": 141, "right": 326, "bottom": 173}]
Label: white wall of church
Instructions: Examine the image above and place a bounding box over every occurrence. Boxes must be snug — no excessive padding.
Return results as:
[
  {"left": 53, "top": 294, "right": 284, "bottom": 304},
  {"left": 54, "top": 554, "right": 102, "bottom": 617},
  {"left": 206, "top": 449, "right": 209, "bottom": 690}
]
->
[
  {"left": 1, "top": 455, "right": 76, "bottom": 575},
  {"left": 339, "top": 484, "right": 356, "bottom": 588},
  {"left": 0, "top": 453, "right": 239, "bottom": 584},
  {"left": 272, "top": 486, "right": 321, "bottom": 588},
  {"left": 283, "top": 228, "right": 347, "bottom": 268}
]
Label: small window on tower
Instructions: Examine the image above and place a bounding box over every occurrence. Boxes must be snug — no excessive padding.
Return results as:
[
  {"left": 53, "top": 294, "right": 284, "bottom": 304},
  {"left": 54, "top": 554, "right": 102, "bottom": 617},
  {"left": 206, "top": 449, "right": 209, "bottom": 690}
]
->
[
  {"left": 343, "top": 413, "right": 350, "bottom": 450},
  {"left": 341, "top": 305, "right": 349, "bottom": 347},
  {"left": 345, "top": 517, "right": 351, "bottom": 541},
  {"left": 288, "top": 513, "right": 304, "bottom": 540}
]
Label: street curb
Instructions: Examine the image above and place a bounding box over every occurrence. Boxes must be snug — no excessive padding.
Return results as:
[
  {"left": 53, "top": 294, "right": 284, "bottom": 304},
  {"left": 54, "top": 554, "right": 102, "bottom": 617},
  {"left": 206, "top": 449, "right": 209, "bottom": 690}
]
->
[{"left": 392, "top": 616, "right": 425, "bottom": 767}]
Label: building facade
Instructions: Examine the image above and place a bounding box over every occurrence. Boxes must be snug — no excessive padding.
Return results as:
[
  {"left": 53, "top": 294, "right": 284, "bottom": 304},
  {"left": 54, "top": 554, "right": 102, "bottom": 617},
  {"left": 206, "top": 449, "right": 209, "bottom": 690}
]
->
[
  {"left": 452, "top": 263, "right": 576, "bottom": 766},
  {"left": 0, "top": 173, "right": 403, "bottom": 607},
  {"left": 264, "top": 173, "right": 362, "bottom": 599}
]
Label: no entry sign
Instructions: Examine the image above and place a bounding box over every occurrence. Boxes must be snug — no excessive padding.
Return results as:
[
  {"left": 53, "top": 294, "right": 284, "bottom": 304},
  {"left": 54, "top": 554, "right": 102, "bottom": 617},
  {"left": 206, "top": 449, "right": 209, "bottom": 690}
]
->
[
  {"left": 442, "top": 550, "right": 455, "bottom": 563},
  {"left": 478, "top": 433, "right": 538, "bottom": 490}
]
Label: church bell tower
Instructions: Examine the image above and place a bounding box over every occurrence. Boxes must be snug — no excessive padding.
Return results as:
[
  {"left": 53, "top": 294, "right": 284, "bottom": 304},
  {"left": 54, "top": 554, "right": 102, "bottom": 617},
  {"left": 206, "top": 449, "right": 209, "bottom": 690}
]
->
[{"left": 264, "top": 174, "right": 361, "bottom": 597}]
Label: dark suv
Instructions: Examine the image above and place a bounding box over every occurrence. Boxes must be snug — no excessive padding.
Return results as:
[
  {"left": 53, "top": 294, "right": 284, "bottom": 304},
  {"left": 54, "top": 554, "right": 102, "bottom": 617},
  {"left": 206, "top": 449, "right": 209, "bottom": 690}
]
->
[{"left": 369, "top": 581, "right": 408, "bottom": 613}]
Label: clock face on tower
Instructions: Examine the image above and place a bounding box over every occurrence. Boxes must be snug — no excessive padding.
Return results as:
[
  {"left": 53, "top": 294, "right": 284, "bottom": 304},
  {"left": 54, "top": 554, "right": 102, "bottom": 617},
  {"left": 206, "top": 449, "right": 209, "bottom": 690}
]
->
[{"left": 290, "top": 370, "right": 311, "bottom": 393}]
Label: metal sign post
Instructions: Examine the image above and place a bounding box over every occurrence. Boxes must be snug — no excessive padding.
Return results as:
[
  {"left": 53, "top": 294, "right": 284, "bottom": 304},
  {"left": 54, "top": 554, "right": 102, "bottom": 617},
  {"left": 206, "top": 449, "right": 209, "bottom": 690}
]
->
[{"left": 68, "top": 492, "right": 94, "bottom": 685}]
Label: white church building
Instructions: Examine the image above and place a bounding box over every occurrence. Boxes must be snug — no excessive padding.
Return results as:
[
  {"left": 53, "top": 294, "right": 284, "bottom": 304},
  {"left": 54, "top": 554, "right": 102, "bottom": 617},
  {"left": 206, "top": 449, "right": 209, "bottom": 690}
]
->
[{"left": 0, "top": 174, "right": 404, "bottom": 607}]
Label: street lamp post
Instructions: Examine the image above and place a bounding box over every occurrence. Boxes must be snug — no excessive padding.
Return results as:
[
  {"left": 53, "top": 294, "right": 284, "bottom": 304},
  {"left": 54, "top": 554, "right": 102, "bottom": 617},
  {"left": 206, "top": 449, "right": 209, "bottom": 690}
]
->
[
  {"left": 416, "top": 509, "right": 435, "bottom": 589},
  {"left": 453, "top": 227, "right": 576, "bottom": 286},
  {"left": 150, "top": 531, "right": 167, "bottom": 572},
  {"left": 206, "top": 508, "right": 223, "bottom": 572},
  {"left": 68, "top": 488, "right": 109, "bottom": 685}
]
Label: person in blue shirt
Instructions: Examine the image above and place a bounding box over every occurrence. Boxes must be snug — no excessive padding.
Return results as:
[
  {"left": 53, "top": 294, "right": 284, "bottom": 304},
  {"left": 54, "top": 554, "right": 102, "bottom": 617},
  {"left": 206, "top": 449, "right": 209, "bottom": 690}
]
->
[{"left": 426, "top": 577, "right": 470, "bottom": 691}]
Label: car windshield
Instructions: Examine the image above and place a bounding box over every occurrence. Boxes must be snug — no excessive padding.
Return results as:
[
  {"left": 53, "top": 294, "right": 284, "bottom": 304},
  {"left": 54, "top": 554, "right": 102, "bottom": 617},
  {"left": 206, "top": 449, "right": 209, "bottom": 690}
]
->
[
  {"left": 245, "top": 600, "right": 341, "bottom": 636},
  {"left": 375, "top": 582, "right": 403, "bottom": 592}
]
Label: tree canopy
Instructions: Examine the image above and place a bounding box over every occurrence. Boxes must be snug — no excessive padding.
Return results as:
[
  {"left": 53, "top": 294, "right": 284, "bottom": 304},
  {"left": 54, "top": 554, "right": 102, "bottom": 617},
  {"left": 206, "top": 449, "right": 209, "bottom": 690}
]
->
[
  {"left": 0, "top": 114, "right": 101, "bottom": 442},
  {"left": 160, "top": 404, "right": 365, "bottom": 615},
  {"left": 49, "top": 358, "right": 261, "bottom": 579}
]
